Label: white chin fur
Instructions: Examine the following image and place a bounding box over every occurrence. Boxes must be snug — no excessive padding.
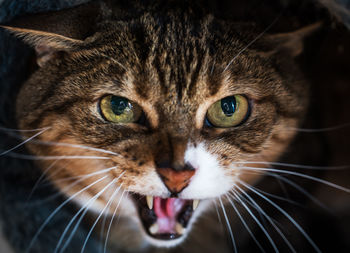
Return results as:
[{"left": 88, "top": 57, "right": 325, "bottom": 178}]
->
[{"left": 181, "top": 142, "right": 234, "bottom": 199}]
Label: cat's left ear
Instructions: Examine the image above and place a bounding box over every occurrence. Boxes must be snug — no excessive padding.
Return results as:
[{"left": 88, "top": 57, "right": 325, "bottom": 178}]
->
[
  {"left": 0, "top": 1, "right": 103, "bottom": 67},
  {"left": 266, "top": 22, "right": 322, "bottom": 57}
]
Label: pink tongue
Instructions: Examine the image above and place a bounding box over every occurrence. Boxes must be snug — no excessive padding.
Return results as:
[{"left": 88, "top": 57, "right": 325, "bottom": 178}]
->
[{"left": 154, "top": 197, "right": 184, "bottom": 233}]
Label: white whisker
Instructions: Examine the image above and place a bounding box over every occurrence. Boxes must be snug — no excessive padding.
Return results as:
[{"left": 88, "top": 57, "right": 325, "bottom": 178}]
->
[
  {"left": 49, "top": 166, "right": 119, "bottom": 185},
  {"left": 285, "top": 123, "right": 350, "bottom": 133},
  {"left": 55, "top": 180, "right": 117, "bottom": 253},
  {"left": 266, "top": 172, "right": 329, "bottom": 211},
  {"left": 4, "top": 153, "right": 111, "bottom": 160},
  {"left": 229, "top": 191, "right": 279, "bottom": 252},
  {"left": 239, "top": 180, "right": 322, "bottom": 253},
  {"left": 58, "top": 176, "right": 122, "bottom": 253},
  {"left": 26, "top": 160, "right": 59, "bottom": 204},
  {"left": 80, "top": 183, "right": 122, "bottom": 253},
  {"left": 225, "top": 193, "right": 266, "bottom": 253},
  {"left": 237, "top": 166, "right": 350, "bottom": 193},
  {"left": 232, "top": 161, "right": 349, "bottom": 170},
  {"left": 0, "top": 126, "right": 49, "bottom": 133},
  {"left": 233, "top": 186, "right": 296, "bottom": 253},
  {"left": 0, "top": 127, "right": 49, "bottom": 156},
  {"left": 219, "top": 197, "right": 237, "bottom": 253},
  {"left": 25, "top": 175, "right": 108, "bottom": 253},
  {"left": 103, "top": 189, "right": 126, "bottom": 253}
]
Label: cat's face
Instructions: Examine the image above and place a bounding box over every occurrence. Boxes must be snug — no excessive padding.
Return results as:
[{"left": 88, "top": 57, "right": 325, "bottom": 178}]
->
[{"left": 9, "top": 5, "right": 309, "bottom": 248}]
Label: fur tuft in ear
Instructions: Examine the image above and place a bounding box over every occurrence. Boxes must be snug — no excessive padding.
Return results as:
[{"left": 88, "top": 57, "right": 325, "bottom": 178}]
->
[
  {"left": 266, "top": 22, "right": 322, "bottom": 57},
  {"left": 0, "top": 1, "right": 102, "bottom": 66}
]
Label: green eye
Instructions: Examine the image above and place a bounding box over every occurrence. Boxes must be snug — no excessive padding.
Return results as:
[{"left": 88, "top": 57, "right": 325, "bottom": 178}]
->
[
  {"left": 100, "top": 95, "right": 142, "bottom": 123},
  {"left": 206, "top": 95, "right": 249, "bottom": 128}
]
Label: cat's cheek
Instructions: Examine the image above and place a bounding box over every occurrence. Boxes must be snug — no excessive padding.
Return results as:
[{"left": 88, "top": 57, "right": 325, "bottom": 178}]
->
[{"left": 181, "top": 142, "right": 236, "bottom": 199}]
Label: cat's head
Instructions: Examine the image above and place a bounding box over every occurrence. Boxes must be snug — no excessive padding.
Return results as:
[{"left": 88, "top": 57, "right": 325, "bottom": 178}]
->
[{"left": 1, "top": 1, "right": 319, "bottom": 248}]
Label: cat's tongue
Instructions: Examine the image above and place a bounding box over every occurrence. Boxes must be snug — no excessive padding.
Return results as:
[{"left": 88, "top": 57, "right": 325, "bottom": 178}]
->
[{"left": 153, "top": 197, "right": 185, "bottom": 233}]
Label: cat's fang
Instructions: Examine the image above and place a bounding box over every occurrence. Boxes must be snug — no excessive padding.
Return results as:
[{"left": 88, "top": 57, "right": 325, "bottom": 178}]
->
[
  {"left": 192, "top": 199, "right": 199, "bottom": 210},
  {"left": 149, "top": 223, "right": 159, "bottom": 235},
  {"left": 146, "top": 195, "right": 153, "bottom": 209},
  {"left": 175, "top": 222, "right": 186, "bottom": 235}
]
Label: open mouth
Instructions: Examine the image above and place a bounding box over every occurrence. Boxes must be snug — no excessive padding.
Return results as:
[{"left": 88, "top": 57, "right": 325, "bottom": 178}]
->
[{"left": 133, "top": 194, "right": 199, "bottom": 240}]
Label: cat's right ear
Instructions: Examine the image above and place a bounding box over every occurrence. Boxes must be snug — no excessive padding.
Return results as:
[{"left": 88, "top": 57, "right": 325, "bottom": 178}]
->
[
  {"left": 0, "top": 1, "right": 104, "bottom": 67},
  {"left": 264, "top": 22, "right": 322, "bottom": 57}
]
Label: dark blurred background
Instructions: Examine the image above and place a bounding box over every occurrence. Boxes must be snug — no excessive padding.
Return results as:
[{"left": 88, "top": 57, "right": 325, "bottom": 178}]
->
[{"left": 0, "top": 0, "right": 349, "bottom": 253}]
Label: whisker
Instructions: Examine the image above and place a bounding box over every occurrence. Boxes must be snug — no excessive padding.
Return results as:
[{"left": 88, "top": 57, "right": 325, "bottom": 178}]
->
[
  {"left": 80, "top": 183, "right": 122, "bottom": 253},
  {"left": 25, "top": 175, "right": 108, "bottom": 253},
  {"left": 47, "top": 166, "right": 119, "bottom": 185},
  {"left": 285, "top": 123, "right": 350, "bottom": 133},
  {"left": 232, "top": 161, "right": 349, "bottom": 170},
  {"left": 223, "top": 13, "right": 281, "bottom": 72},
  {"left": 3, "top": 152, "right": 111, "bottom": 160},
  {"left": 214, "top": 201, "right": 224, "bottom": 230},
  {"left": 28, "top": 167, "right": 120, "bottom": 206},
  {"left": 228, "top": 191, "right": 279, "bottom": 252},
  {"left": 103, "top": 189, "right": 126, "bottom": 253},
  {"left": 235, "top": 173, "right": 300, "bottom": 206},
  {"left": 225, "top": 193, "right": 266, "bottom": 253},
  {"left": 54, "top": 180, "right": 117, "bottom": 253},
  {"left": 233, "top": 186, "right": 296, "bottom": 253},
  {"left": 219, "top": 197, "right": 237, "bottom": 253},
  {"left": 239, "top": 180, "right": 322, "bottom": 253},
  {"left": 58, "top": 177, "right": 122, "bottom": 253},
  {"left": 0, "top": 127, "right": 49, "bottom": 156},
  {"left": 26, "top": 160, "right": 59, "bottom": 204},
  {"left": 265, "top": 172, "right": 329, "bottom": 211},
  {"left": 0, "top": 126, "right": 49, "bottom": 133},
  {"left": 2, "top": 128, "right": 121, "bottom": 157},
  {"left": 237, "top": 166, "right": 350, "bottom": 193}
]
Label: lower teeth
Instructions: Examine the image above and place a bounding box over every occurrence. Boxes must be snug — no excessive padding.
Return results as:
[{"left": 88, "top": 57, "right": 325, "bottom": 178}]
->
[
  {"left": 148, "top": 222, "right": 186, "bottom": 235},
  {"left": 149, "top": 223, "right": 159, "bottom": 235},
  {"left": 175, "top": 222, "right": 186, "bottom": 235}
]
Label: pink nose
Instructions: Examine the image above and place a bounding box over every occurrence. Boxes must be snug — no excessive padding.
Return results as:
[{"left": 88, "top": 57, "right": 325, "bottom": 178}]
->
[{"left": 156, "top": 167, "right": 195, "bottom": 194}]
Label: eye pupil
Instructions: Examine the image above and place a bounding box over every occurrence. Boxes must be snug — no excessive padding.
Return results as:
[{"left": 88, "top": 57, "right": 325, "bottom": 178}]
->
[
  {"left": 111, "top": 96, "right": 128, "bottom": 115},
  {"left": 221, "top": 96, "right": 236, "bottom": 116}
]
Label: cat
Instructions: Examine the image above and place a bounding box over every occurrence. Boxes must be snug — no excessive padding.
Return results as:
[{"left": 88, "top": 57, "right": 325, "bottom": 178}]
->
[{"left": 0, "top": 0, "right": 349, "bottom": 253}]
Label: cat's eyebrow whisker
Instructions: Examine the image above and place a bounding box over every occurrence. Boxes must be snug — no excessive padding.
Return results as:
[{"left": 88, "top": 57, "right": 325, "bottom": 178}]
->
[
  {"left": 236, "top": 166, "right": 350, "bottom": 193},
  {"left": 227, "top": 191, "right": 280, "bottom": 253},
  {"left": 57, "top": 177, "right": 123, "bottom": 253},
  {"left": 224, "top": 193, "right": 266, "bottom": 253},
  {"left": 232, "top": 187, "right": 296, "bottom": 253},
  {"left": 104, "top": 189, "right": 126, "bottom": 253},
  {"left": 232, "top": 161, "right": 349, "bottom": 170},
  {"left": 238, "top": 180, "right": 322, "bottom": 253},
  {"left": 0, "top": 127, "right": 50, "bottom": 156},
  {"left": 223, "top": 13, "right": 282, "bottom": 72},
  {"left": 25, "top": 175, "right": 108, "bottom": 253},
  {"left": 219, "top": 197, "right": 238, "bottom": 253}
]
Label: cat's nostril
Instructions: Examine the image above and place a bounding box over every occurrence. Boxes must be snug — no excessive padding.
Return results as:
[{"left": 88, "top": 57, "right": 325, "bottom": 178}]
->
[
  {"left": 183, "top": 163, "right": 195, "bottom": 171},
  {"left": 156, "top": 160, "right": 171, "bottom": 169}
]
